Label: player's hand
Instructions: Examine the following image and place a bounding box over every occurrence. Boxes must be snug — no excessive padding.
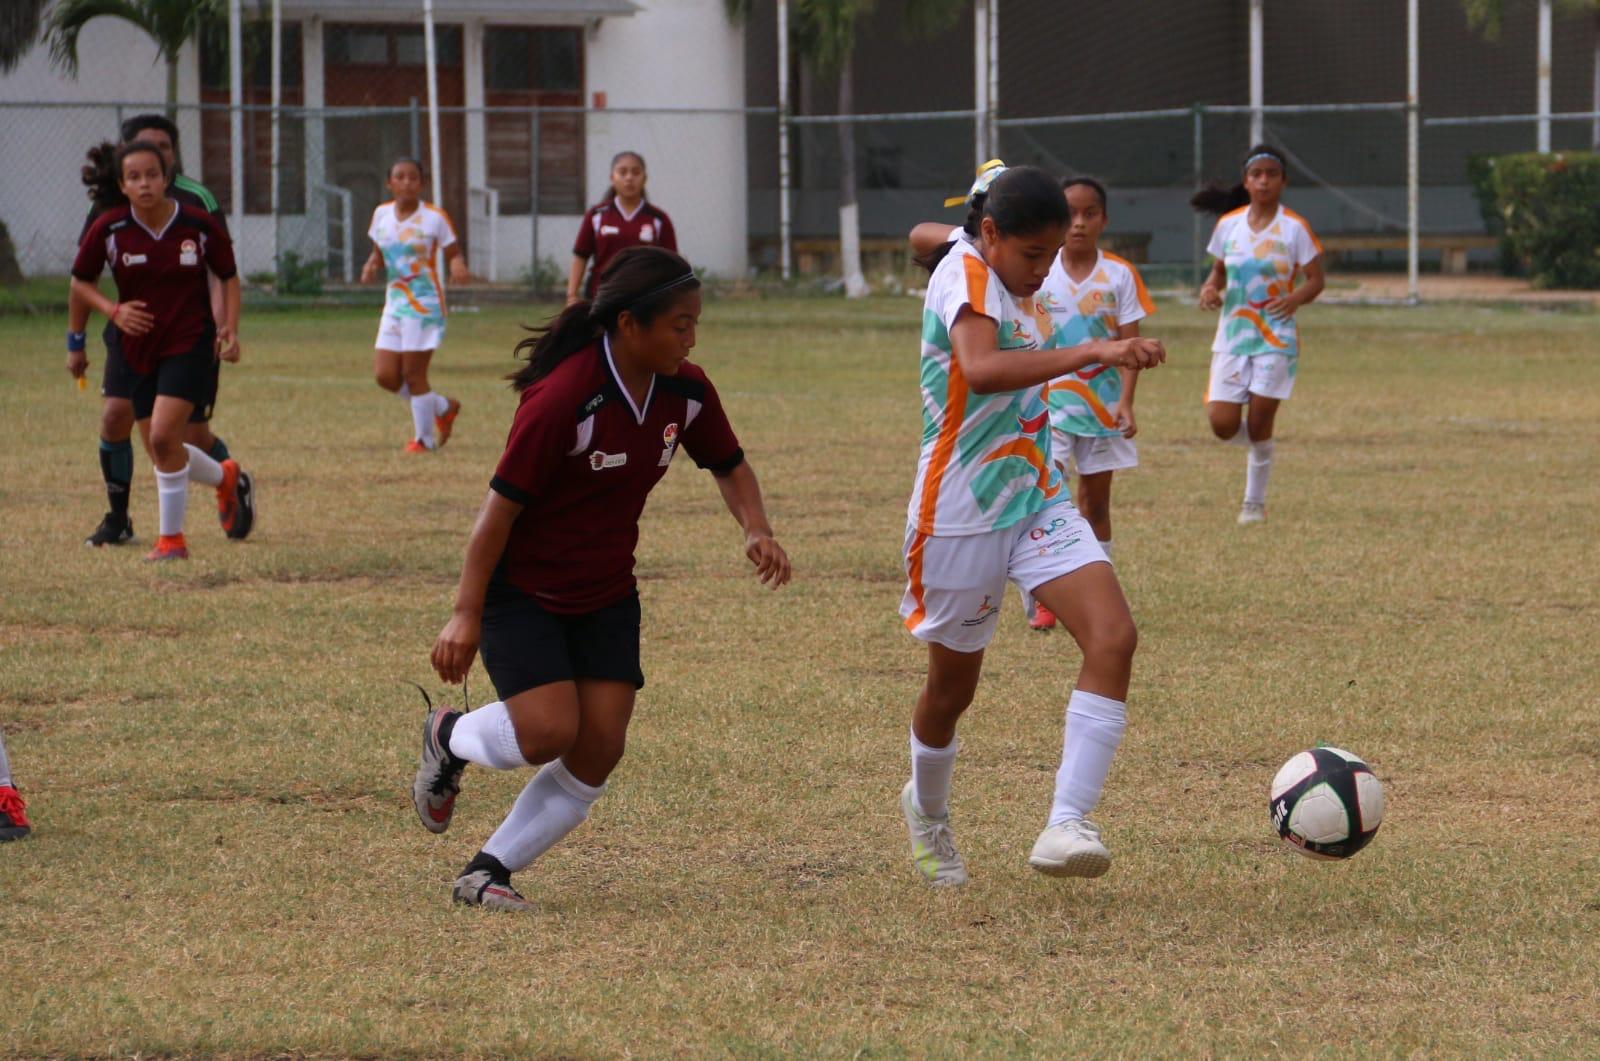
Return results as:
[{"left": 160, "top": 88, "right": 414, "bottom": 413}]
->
[
  {"left": 432, "top": 611, "right": 481, "bottom": 684},
  {"left": 744, "top": 531, "right": 791, "bottom": 590},
  {"left": 66, "top": 349, "right": 89, "bottom": 380},
  {"left": 360, "top": 261, "right": 380, "bottom": 285},
  {"left": 113, "top": 300, "right": 155, "bottom": 336},
  {"left": 215, "top": 325, "right": 241, "bottom": 363},
  {"left": 1198, "top": 284, "right": 1223, "bottom": 311},
  {"left": 565, "top": 294, "right": 583, "bottom": 307},
  {"left": 1263, "top": 294, "right": 1299, "bottom": 321},
  {"left": 449, "top": 260, "right": 473, "bottom": 285},
  {"left": 1101, "top": 338, "right": 1165, "bottom": 370},
  {"left": 1117, "top": 404, "right": 1138, "bottom": 440}
]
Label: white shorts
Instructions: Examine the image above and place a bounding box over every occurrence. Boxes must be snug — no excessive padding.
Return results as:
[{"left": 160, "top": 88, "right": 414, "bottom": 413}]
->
[
  {"left": 1052, "top": 428, "right": 1138, "bottom": 478},
  {"left": 375, "top": 311, "right": 445, "bottom": 353},
  {"left": 900, "top": 505, "right": 1109, "bottom": 653},
  {"left": 1207, "top": 350, "right": 1297, "bottom": 403}
]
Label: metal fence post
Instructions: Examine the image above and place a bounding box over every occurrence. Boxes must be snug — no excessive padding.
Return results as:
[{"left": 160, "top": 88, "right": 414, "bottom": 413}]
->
[
  {"left": 409, "top": 97, "right": 420, "bottom": 160},
  {"left": 1192, "top": 103, "right": 1204, "bottom": 287},
  {"left": 529, "top": 109, "right": 541, "bottom": 293},
  {"left": 1407, "top": 0, "right": 1420, "bottom": 304}
]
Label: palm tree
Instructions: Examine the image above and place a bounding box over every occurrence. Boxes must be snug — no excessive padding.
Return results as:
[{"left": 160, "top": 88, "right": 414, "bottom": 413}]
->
[
  {"left": 1462, "top": 0, "right": 1600, "bottom": 149},
  {"left": 45, "top": 0, "right": 221, "bottom": 112},
  {"left": 731, "top": 0, "right": 968, "bottom": 296},
  {"left": 0, "top": 0, "right": 49, "bottom": 73}
]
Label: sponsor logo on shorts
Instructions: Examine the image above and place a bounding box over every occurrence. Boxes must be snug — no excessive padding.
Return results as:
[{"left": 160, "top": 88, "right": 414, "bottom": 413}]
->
[
  {"left": 589, "top": 450, "right": 628, "bottom": 471},
  {"left": 959, "top": 594, "right": 1001, "bottom": 628},
  {"left": 1029, "top": 515, "right": 1083, "bottom": 556},
  {"left": 179, "top": 239, "right": 198, "bottom": 267}
]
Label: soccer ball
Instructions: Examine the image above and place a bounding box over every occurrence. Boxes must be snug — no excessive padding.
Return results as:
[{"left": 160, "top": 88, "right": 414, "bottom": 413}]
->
[{"left": 1269, "top": 746, "right": 1385, "bottom": 860}]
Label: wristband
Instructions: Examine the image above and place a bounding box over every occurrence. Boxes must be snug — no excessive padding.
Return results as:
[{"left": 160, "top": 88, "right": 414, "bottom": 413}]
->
[
  {"left": 67, "top": 331, "right": 87, "bottom": 353},
  {"left": 108, "top": 302, "right": 120, "bottom": 323}
]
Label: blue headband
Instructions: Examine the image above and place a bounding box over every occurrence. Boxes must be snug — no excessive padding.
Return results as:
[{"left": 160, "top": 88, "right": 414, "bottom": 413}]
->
[{"left": 1245, "top": 150, "right": 1285, "bottom": 171}]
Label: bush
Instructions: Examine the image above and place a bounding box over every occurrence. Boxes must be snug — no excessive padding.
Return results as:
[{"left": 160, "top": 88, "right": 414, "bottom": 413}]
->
[
  {"left": 1489, "top": 152, "right": 1600, "bottom": 289},
  {"left": 276, "top": 251, "right": 325, "bottom": 296},
  {"left": 1466, "top": 154, "right": 1521, "bottom": 276}
]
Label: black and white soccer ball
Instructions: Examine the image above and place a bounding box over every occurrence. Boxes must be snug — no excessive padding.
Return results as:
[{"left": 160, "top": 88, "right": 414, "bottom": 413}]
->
[{"left": 1269, "top": 746, "right": 1385, "bottom": 860}]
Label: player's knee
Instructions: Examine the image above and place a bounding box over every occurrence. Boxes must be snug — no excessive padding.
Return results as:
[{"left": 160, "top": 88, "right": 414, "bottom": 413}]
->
[
  {"left": 577, "top": 730, "right": 628, "bottom": 779},
  {"left": 1208, "top": 414, "right": 1237, "bottom": 440},
  {"left": 514, "top": 713, "right": 579, "bottom": 765},
  {"left": 374, "top": 367, "right": 401, "bottom": 391},
  {"left": 1084, "top": 615, "right": 1138, "bottom": 666},
  {"left": 1079, "top": 496, "right": 1111, "bottom": 527},
  {"left": 401, "top": 366, "right": 430, "bottom": 392},
  {"left": 100, "top": 405, "right": 133, "bottom": 439}
]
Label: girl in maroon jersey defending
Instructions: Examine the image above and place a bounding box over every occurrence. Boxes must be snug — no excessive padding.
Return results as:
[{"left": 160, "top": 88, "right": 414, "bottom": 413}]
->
[
  {"left": 566, "top": 151, "right": 678, "bottom": 305},
  {"left": 412, "top": 246, "right": 790, "bottom": 911},
  {"left": 70, "top": 141, "right": 255, "bottom": 561}
]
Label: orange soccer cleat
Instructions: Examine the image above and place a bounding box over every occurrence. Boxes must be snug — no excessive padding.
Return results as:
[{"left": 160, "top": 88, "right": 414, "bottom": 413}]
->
[
  {"left": 145, "top": 533, "right": 189, "bottom": 562},
  {"left": 434, "top": 398, "right": 462, "bottom": 448}
]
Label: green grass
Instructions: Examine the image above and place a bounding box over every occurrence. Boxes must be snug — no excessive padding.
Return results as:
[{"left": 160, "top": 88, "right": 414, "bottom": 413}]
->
[{"left": 2, "top": 296, "right": 1599, "bottom": 1056}]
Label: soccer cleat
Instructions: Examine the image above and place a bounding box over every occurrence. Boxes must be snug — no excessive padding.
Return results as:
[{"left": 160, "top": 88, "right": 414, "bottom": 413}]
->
[
  {"left": 84, "top": 513, "right": 135, "bottom": 547},
  {"left": 1029, "top": 819, "right": 1112, "bottom": 878},
  {"left": 900, "top": 780, "right": 967, "bottom": 888},
  {"left": 434, "top": 397, "right": 462, "bottom": 447},
  {"left": 404, "top": 439, "right": 431, "bottom": 454},
  {"left": 144, "top": 534, "right": 189, "bottom": 562},
  {"left": 1029, "top": 604, "right": 1058, "bottom": 631},
  {"left": 0, "top": 785, "right": 30, "bottom": 842},
  {"left": 412, "top": 705, "right": 466, "bottom": 834},
  {"left": 1238, "top": 502, "right": 1266, "bottom": 525},
  {"left": 216, "top": 460, "right": 256, "bottom": 540},
  {"left": 453, "top": 869, "right": 536, "bottom": 912}
]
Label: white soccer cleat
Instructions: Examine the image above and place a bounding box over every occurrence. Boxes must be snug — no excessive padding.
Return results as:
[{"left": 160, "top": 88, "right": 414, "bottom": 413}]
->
[
  {"left": 1029, "top": 819, "right": 1112, "bottom": 878},
  {"left": 900, "top": 781, "right": 968, "bottom": 888},
  {"left": 1237, "top": 501, "right": 1266, "bottom": 525}
]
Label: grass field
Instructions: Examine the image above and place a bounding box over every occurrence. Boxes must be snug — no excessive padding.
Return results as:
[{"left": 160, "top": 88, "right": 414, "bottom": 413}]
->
[{"left": 2, "top": 294, "right": 1598, "bottom": 1056}]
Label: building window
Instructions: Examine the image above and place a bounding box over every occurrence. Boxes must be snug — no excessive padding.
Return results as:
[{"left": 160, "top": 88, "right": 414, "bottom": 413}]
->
[
  {"left": 483, "top": 26, "right": 584, "bottom": 215},
  {"left": 199, "top": 21, "right": 306, "bottom": 215}
]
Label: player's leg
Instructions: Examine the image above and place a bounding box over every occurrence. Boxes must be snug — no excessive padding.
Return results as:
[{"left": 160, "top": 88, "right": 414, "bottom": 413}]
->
[
  {"left": 89, "top": 397, "right": 138, "bottom": 546},
  {"left": 144, "top": 393, "right": 196, "bottom": 560},
  {"left": 1076, "top": 470, "right": 1115, "bottom": 547},
  {"left": 400, "top": 348, "right": 441, "bottom": 452},
  {"left": 1240, "top": 389, "right": 1283, "bottom": 524},
  {"left": 1017, "top": 508, "right": 1133, "bottom": 878},
  {"left": 1207, "top": 349, "right": 1251, "bottom": 444},
  {"left": 0, "top": 728, "right": 29, "bottom": 842},
  {"left": 183, "top": 354, "right": 229, "bottom": 462},
  {"left": 180, "top": 355, "right": 251, "bottom": 539}
]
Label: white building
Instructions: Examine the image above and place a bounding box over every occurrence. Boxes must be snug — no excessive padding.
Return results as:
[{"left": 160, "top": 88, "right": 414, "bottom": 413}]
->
[{"left": 0, "top": 0, "right": 748, "bottom": 282}]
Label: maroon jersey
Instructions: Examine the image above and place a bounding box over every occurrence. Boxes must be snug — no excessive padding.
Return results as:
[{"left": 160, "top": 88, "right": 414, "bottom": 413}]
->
[
  {"left": 490, "top": 339, "right": 743, "bottom": 613},
  {"left": 73, "top": 202, "right": 236, "bottom": 373},
  {"left": 572, "top": 199, "right": 677, "bottom": 298}
]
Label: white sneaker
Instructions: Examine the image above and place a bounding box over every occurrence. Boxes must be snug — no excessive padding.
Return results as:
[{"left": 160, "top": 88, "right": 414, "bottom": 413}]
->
[
  {"left": 900, "top": 781, "right": 968, "bottom": 888},
  {"left": 1237, "top": 501, "right": 1266, "bottom": 525},
  {"left": 1029, "top": 819, "right": 1112, "bottom": 878}
]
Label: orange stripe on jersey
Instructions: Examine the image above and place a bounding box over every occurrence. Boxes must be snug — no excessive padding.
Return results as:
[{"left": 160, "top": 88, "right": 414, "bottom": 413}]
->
[
  {"left": 903, "top": 531, "right": 931, "bottom": 631},
  {"left": 914, "top": 351, "right": 970, "bottom": 536},
  {"left": 1280, "top": 207, "right": 1324, "bottom": 254},
  {"left": 1104, "top": 252, "right": 1156, "bottom": 315},
  {"left": 425, "top": 202, "right": 459, "bottom": 241},
  {"left": 1045, "top": 379, "right": 1119, "bottom": 430},
  {"left": 393, "top": 280, "right": 430, "bottom": 315},
  {"left": 1232, "top": 308, "right": 1288, "bottom": 349},
  {"left": 978, "top": 437, "right": 1063, "bottom": 500},
  {"left": 962, "top": 253, "right": 990, "bottom": 315},
  {"left": 1219, "top": 205, "right": 1249, "bottom": 223},
  {"left": 426, "top": 259, "right": 447, "bottom": 315}
]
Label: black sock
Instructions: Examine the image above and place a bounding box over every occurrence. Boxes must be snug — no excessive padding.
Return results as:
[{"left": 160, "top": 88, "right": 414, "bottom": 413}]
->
[
  {"left": 206, "top": 436, "right": 230, "bottom": 462},
  {"left": 463, "top": 851, "right": 511, "bottom": 882},
  {"left": 437, "top": 710, "right": 462, "bottom": 757},
  {"left": 99, "top": 438, "right": 133, "bottom": 522}
]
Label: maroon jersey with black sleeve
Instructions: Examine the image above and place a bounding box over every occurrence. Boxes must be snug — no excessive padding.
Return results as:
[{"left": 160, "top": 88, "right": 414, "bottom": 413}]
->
[
  {"left": 72, "top": 202, "right": 236, "bottom": 373},
  {"left": 490, "top": 338, "right": 743, "bottom": 614},
  {"left": 572, "top": 199, "right": 677, "bottom": 298}
]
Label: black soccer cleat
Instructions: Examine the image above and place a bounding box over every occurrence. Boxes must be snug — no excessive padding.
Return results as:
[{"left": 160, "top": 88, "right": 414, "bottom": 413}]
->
[
  {"left": 217, "top": 461, "right": 255, "bottom": 540},
  {"left": 84, "top": 513, "right": 135, "bottom": 547}
]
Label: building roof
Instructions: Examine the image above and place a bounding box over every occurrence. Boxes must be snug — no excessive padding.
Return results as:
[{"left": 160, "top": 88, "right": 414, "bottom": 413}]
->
[{"left": 278, "top": 0, "right": 637, "bottom": 18}]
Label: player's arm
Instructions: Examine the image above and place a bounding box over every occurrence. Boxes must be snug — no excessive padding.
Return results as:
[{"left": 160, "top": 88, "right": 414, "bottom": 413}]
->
[
  {"left": 69, "top": 277, "right": 153, "bottom": 337},
  {"left": 1198, "top": 259, "right": 1226, "bottom": 310},
  {"left": 433, "top": 490, "right": 523, "bottom": 684},
  {"left": 1265, "top": 256, "right": 1325, "bottom": 320},
  {"left": 444, "top": 241, "right": 472, "bottom": 284},
  {"left": 1115, "top": 321, "right": 1140, "bottom": 439},
  {"left": 215, "top": 275, "right": 242, "bottom": 362},
  {"left": 566, "top": 256, "right": 588, "bottom": 305},
  {"left": 908, "top": 222, "right": 959, "bottom": 258},
  {"left": 360, "top": 242, "right": 383, "bottom": 285},
  {"left": 949, "top": 311, "right": 1163, "bottom": 395},
  {"left": 710, "top": 459, "right": 791, "bottom": 590}
]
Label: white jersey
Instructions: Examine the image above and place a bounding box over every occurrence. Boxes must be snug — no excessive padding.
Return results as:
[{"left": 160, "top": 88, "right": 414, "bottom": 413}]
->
[
  {"left": 1038, "top": 250, "right": 1153, "bottom": 437},
  {"left": 1206, "top": 205, "right": 1321, "bottom": 358},
  {"left": 906, "top": 236, "right": 1065, "bottom": 537},
  {"left": 368, "top": 200, "right": 457, "bottom": 323}
]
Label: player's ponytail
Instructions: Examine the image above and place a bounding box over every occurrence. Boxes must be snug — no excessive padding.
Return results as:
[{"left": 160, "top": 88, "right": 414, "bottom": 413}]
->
[
  {"left": 81, "top": 141, "right": 124, "bottom": 210},
  {"left": 509, "top": 246, "right": 701, "bottom": 392},
  {"left": 1191, "top": 143, "right": 1287, "bottom": 215},
  {"left": 916, "top": 165, "right": 1069, "bottom": 273}
]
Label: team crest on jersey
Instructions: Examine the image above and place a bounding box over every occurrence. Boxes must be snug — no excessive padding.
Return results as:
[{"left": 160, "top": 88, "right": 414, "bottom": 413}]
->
[
  {"left": 179, "top": 239, "right": 199, "bottom": 267},
  {"left": 589, "top": 450, "right": 628, "bottom": 471},
  {"left": 640, "top": 224, "right": 654, "bottom": 242},
  {"left": 659, "top": 422, "right": 680, "bottom": 466}
]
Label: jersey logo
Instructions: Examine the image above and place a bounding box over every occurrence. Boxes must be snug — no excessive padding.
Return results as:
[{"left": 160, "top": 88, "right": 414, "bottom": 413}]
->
[
  {"left": 600, "top": 225, "right": 621, "bottom": 236},
  {"left": 640, "top": 224, "right": 654, "bottom": 242},
  {"left": 179, "top": 239, "right": 198, "bottom": 267},
  {"left": 121, "top": 253, "right": 147, "bottom": 266},
  {"left": 589, "top": 450, "right": 628, "bottom": 471},
  {"left": 659, "top": 423, "right": 680, "bottom": 466},
  {"left": 959, "top": 595, "right": 1001, "bottom": 628},
  {"left": 662, "top": 423, "right": 679, "bottom": 446}
]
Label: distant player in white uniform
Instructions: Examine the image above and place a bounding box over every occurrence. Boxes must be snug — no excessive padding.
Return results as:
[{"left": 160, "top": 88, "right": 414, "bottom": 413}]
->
[
  {"left": 898, "top": 163, "right": 1164, "bottom": 888},
  {"left": 361, "top": 157, "right": 471, "bottom": 453},
  {"left": 1194, "top": 145, "right": 1325, "bottom": 523}
]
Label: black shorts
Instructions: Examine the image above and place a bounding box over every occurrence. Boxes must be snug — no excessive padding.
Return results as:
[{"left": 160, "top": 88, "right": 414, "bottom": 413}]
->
[
  {"left": 479, "top": 582, "right": 644, "bottom": 699},
  {"left": 102, "top": 324, "right": 220, "bottom": 423}
]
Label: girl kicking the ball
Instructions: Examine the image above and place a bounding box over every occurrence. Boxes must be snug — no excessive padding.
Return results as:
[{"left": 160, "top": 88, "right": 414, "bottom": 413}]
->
[
  {"left": 411, "top": 246, "right": 791, "bottom": 911},
  {"left": 899, "top": 163, "right": 1163, "bottom": 888},
  {"left": 361, "top": 157, "right": 471, "bottom": 453},
  {"left": 1193, "top": 145, "right": 1325, "bottom": 524}
]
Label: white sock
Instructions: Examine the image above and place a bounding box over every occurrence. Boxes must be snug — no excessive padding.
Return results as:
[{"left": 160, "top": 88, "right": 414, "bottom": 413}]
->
[
  {"left": 155, "top": 465, "right": 189, "bottom": 536},
  {"left": 446, "top": 702, "right": 529, "bottom": 770},
  {"left": 182, "top": 443, "right": 224, "bottom": 486},
  {"left": 396, "top": 382, "right": 411, "bottom": 400},
  {"left": 1048, "top": 689, "right": 1127, "bottom": 827},
  {"left": 1098, "top": 538, "right": 1114, "bottom": 562},
  {"left": 1020, "top": 586, "right": 1036, "bottom": 616},
  {"left": 909, "top": 729, "right": 958, "bottom": 819},
  {"left": 1245, "top": 439, "right": 1276, "bottom": 506},
  {"left": 432, "top": 392, "right": 450, "bottom": 417},
  {"left": 0, "top": 730, "right": 13, "bottom": 788},
  {"left": 410, "top": 393, "right": 437, "bottom": 448},
  {"left": 481, "top": 759, "right": 604, "bottom": 872}
]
